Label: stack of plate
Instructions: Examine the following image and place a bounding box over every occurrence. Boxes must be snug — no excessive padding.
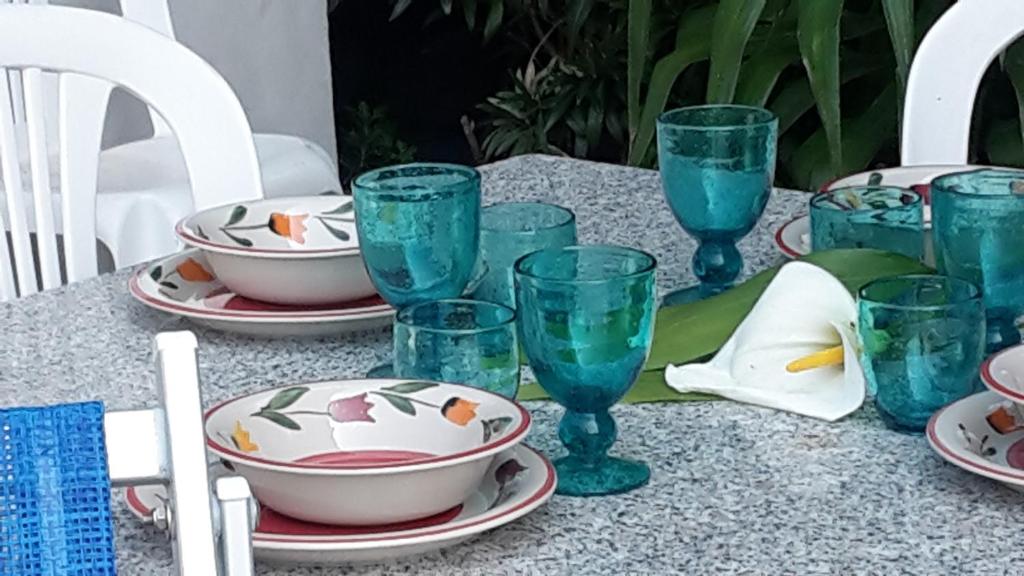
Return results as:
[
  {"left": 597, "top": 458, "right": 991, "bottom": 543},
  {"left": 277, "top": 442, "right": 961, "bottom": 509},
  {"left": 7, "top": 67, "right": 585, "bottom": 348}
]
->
[
  {"left": 130, "top": 196, "right": 394, "bottom": 337},
  {"left": 125, "top": 379, "right": 555, "bottom": 564},
  {"left": 928, "top": 345, "right": 1024, "bottom": 490}
]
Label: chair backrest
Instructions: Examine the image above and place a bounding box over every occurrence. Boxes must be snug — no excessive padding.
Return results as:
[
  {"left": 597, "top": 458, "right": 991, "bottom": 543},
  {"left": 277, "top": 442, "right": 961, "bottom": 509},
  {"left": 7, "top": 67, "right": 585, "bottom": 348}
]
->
[
  {"left": 0, "top": 4, "right": 263, "bottom": 300},
  {"left": 902, "top": 0, "right": 1024, "bottom": 165}
]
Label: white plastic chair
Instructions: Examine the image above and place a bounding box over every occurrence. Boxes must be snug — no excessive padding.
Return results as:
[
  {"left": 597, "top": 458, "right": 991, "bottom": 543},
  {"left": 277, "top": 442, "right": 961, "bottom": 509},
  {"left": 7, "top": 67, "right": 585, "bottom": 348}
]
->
[
  {"left": 1, "top": 0, "right": 340, "bottom": 270},
  {"left": 0, "top": 4, "right": 263, "bottom": 300},
  {"left": 902, "top": 0, "right": 1024, "bottom": 165}
]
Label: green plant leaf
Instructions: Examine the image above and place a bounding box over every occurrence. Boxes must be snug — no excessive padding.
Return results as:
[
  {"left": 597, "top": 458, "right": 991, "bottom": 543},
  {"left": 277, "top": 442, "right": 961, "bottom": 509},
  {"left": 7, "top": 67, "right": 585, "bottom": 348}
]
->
[
  {"left": 462, "top": 0, "right": 477, "bottom": 28},
  {"left": 322, "top": 202, "right": 353, "bottom": 215},
  {"left": 440, "top": 0, "right": 453, "bottom": 15},
  {"left": 706, "top": 0, "right": 767, "bottom": 103},
  {"left": 389, "top": 0, "right": 413, "bottom": 21},
  {"left": 734, "top": 37, "right": 799, "bottom": 106},
  {"left": 225, "top": 205, "right": 248, "bottom": 226},
  {"left": 264, "top": 386, "right": 310, "bottom": 411},
  {"left": 627, "top": 0, "right": 653, "bottom": 143},
  {"left": 252, "top": 411, "right": 301, "bottom": 431},
  {"left": 483, "top": 0, "right": 503, "bottom": 42},
  {"left": 628, "top": 5, "right": 715, "bottom": 165},
  {"left": 319, "top": 221, "right": 351, "bottom": 241},
  {"left": 149, "top": 266, "right": 162, "bottom": 281},
  {"left": 567, "top": 0, "right": 595, "bottom": 48},
  {"left": 1005, "top": 39, "right": 1024, "bottom": 159},
  {"left": 644, "top": 248, "right": 931, "bottom": 372},
  {"left": 881, "top": 0, "right": 914, "bottom": 129},
  {"left": 984, "top": 117, "right": 1024, "bottom": 167},
  {"left": 797, "top": 0, "right": 844, "bottom": 173},
  {"left": 376, "top": 392, "right": 417, "bottom": 416},
  {"left": 383, "top": 381, "right": 439, "bottom": 394}
]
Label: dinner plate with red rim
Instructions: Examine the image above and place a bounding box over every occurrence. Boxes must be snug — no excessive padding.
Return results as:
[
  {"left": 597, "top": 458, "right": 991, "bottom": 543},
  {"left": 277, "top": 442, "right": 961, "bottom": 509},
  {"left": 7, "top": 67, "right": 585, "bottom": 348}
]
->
[
  {"left": 981, "top": 344, "right": 1024, "bottom": 404},
  {"left": 124, "top": 444, "right": 556, "bottom": 564},
  {"left": 927, "top": 391, "right": 1024, "bottom": 490},
  {"left": 129, "top": 249, "right": 394, "bottom": 337},
  {"left": 772, "top": 165, "right": 980, "bottom": 259}
]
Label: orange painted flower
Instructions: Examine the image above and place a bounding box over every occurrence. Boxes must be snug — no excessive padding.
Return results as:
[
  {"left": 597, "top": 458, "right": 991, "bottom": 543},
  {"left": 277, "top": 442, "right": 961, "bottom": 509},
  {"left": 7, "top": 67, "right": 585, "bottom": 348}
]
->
[
  {"left": 231, "top": 420, "right": 259, "bottom": 453},
  {"left": 175, "top": 258, "right": 214, "bottom": 282},
  {"left": 441, "top": 397, "right": 479, "bottom": 426},
  {"left": 268, "top": 212, "right": 309, "bottom": 244}
]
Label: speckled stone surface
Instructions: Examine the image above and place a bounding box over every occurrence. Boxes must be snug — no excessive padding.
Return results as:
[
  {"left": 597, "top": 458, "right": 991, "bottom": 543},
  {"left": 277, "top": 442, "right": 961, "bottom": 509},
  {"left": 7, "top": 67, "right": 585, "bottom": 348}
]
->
[{"left": 1, "top": 154, "right": 1019, "bottom": 575}]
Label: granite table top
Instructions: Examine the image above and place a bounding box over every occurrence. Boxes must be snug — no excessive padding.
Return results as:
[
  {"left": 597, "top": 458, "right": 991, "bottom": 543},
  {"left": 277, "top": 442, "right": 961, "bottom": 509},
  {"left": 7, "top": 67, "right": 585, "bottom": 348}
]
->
[{"left": 1, "top": 155, "right": 1018, "bottom": 575}]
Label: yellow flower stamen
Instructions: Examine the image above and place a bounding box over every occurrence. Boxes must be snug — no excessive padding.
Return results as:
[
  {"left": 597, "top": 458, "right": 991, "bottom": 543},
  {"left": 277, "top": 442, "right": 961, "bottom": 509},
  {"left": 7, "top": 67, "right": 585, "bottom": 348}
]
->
[{"left": 785, "top": 345, "right": 845, "bottom": 373}]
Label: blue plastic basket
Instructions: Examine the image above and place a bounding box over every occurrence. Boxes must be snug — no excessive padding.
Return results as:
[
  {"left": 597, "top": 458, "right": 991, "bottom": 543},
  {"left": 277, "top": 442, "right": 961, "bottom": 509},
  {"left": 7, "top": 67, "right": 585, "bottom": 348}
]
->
[{"left": 0, "top": 402, "right": 116, "bottom": 575}]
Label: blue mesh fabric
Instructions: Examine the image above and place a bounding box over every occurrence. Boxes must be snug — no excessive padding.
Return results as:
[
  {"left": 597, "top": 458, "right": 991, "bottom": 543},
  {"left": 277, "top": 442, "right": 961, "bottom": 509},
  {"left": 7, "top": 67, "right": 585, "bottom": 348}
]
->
[{"left": 0, "top": 402, "right": 116, "bottom": 575}]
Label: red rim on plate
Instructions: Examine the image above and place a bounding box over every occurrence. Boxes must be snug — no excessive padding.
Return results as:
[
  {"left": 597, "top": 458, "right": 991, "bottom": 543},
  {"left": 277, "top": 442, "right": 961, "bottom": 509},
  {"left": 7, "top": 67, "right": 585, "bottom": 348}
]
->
[
  {"left": 175, "top": 220, "right": 362, "bottom": 257},
  {"left": 773, "top": 216, "right": 806, "bottom": 259},
  {"left": 926, "top": 398, "right": 1024, "bottom": 483},
  {"left": 204, "top": 381, "right": 532, "bottom": 474},
  {"left": 980, "top": 352, "right": 1024, "bottom": 404},
  {"left": 125, "top": 445, "right": 556, "bottom": 545}
]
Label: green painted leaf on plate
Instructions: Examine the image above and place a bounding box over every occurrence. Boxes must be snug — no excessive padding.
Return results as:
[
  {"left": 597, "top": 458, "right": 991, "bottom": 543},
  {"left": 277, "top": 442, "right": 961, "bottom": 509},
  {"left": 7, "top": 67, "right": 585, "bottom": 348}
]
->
[
  {"left": 383, "top": 381, "right": 439, "bottom": 394},
  {"left": 222, "top": 230, "right": 253, "bottom": 247},
  {"left": 319, "top": 221, "right": 351, "bottom": 241},
  {"left": 252, "top": 411, "right": 301, "bottom": 431},
  {"left": 263, "top": 386, "right": 310, "bottom": 411},
  {"left": 149, "top": 266, "right": 162, "bottom": 281},
  {"left": 376, "top": 392, "right": 417, "bottom": 416},
  {"left": 225, "top": 205, "right": 248, "bottom": 226},
  {"left": 322, "top": 202, "right": 354, "bottom": 215},
  {"left": 159, "top": 281, "right": 178, "bottom": 290}
]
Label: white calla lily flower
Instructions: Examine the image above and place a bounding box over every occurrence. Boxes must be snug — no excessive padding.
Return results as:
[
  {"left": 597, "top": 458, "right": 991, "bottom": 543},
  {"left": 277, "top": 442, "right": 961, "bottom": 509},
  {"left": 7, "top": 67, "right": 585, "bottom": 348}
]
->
[{"left": 664, "top": 261, "right": 865, "bottom": 421}]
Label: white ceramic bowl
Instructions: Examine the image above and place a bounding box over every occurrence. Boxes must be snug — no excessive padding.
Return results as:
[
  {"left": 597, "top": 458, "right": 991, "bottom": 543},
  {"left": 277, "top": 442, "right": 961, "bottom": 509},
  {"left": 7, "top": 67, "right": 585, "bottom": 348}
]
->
[
  {"left": 177, "top": 196, "right": 375, "bottom": 305},
  {"left": 204, "top": 379, "right": 531, "bottom": 526}
]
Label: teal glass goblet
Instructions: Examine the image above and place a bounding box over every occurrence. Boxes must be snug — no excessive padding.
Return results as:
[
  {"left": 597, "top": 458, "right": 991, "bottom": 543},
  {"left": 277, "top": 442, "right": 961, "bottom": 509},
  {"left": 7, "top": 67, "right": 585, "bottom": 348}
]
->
[
  {"left": 858, "top": 275, "right": 985, "bottom": 432},
  {"left": 810, "top": 185, "right": 924, "bottom": 260},
  {"left": 393, "top": 299, "right": 520, "bottom": 399},
  {"left": 514, "top": 245, "right": 656, "bottom": 496},
  {"left": 931, "top": 168, "right": 1024, "bottom": 353},
  {"left": 353, "top": 163, "right": 481, "bottom": 376},
  {"left": 657, "top": 105, "right": 777, "bottom": 307},
  {"left": 472, "top": 202, "right": 577, "bottom": 309}
]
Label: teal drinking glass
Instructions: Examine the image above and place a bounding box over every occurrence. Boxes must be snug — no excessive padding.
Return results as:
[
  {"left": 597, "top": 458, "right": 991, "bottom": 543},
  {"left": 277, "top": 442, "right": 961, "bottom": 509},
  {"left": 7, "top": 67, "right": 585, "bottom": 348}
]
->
[
  {"left": 393, "top": 299, "right": 520, "bottom": 399},
  {"left": 858, "top": 275, "right": 985, "bottom": 433},
  {"left": 514, "top": 245, "right": 656, "bottom": 496},
  {"left": 657, "top": 105, "right": 777, "bottom": 307},
  {"left": 810, "top": 185, "right": 924, "bottom": 260},
  {"left": 353, "top": 163, "right": 481, "bottom": 376},
  {"left": 473, "top": 202, "right": 578, "bottom": 309},
  {"left": 931, "top": 168, "right": 1024, "bottom": 353}
]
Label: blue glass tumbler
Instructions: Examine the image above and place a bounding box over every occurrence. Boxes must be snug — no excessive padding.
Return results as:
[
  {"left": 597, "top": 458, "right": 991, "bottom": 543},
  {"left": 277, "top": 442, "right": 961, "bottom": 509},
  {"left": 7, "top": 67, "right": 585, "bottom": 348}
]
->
[
  {"left": 473, "top": 202, "right": 577, "bottom": 309},
  {"left": 858, "top": 275, "right": 985, "bottom": 433},
  {"left": 657, "top": 105, "right": 777, "bottom": 306},
  {"left": 810, "top": 185, "right": 924, "bottom": 260},
  {"left": 931, "top": 168, "right": 1024, "bottom": 353},
  {"left": 353, "top": 163, "right": 481, "bottom": 376},
  {"left": 514, "top": 245, "right": 657, "bottom": 496},
  {"left": 393, "top": 299, "right": 520, "bottom": 399}
]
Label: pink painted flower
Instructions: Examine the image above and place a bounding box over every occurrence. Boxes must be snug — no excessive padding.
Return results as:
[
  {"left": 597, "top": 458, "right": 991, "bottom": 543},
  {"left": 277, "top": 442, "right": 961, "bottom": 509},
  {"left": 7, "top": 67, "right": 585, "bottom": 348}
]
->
[{"left": 328, "top": 394, "right": 375, "bottom": 423}]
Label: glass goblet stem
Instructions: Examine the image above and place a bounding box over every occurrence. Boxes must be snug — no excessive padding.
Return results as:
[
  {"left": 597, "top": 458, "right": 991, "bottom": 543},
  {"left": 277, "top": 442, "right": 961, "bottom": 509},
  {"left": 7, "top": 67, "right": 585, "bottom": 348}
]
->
[
  {"left": 558, "top": 409, "right": 617, "bottom": 465},
  {"left": 692, "top": 239, "right": 742, "bottom": 296}
]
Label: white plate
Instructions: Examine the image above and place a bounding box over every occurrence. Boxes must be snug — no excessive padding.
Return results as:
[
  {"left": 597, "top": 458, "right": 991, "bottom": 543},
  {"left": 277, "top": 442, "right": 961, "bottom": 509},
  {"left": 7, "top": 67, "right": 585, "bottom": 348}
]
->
[
  {"left": 981, "top": 344, "right": 1024, "bottom": 404},
  {"left": 772, "top": 165, "right": 970, "bottom": 259},
  {"left": 927, "top": 391, "right": 1024, "bottom": 491},
  {"left": 129, "top": 249, "right": 394, "bottom": 337},
  {"left": 125, "top": 444, "right": 555, "bottom": 565}
]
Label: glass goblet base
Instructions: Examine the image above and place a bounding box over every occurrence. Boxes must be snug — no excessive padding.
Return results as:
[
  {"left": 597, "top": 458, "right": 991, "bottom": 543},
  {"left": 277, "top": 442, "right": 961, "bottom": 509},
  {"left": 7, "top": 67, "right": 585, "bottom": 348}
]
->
[
  {"left": 553, "top": 455, "right": 650, "bottom": 496},
  {"left": 366, "top": 362, "right": 394, "bottom": 378}
]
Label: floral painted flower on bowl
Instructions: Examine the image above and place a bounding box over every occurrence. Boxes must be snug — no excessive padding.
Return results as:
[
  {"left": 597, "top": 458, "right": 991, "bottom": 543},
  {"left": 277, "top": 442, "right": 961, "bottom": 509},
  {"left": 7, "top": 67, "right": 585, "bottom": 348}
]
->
[{"left": 203, "top": 378, "right": 531, "bottom": 526}]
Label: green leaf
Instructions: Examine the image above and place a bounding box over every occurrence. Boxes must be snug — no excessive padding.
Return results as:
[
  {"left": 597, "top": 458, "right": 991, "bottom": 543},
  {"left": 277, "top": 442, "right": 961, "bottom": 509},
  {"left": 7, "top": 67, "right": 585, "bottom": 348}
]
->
[
  {"left": 1005, "top": 39, "right": 1024, "bottom": 160},
  {"left": 797, "top": 0, "right": 844, "bottom": 173},
  {"left": 263, "top": 386, "right": 309, "bottom": 411},
  {"left": 389, "top": 0, "right": 413, "bottom": 20},
  {"left": 483, "top": 0, "right": 503, "bottom": 42},
  {"left": 440, "top": 0, "right": 453, "bottom": 15},
  {"left": 984, "top": 118, "right": 1024, "bottom": 167},
  {"left": 149, "top": 266, "right": 162, "bottom": 282},
  {"left": 734, "top": 37, "right": 799, "bottom": 107},
  {"left": 376, "top": 392, "right": 417, "bottom": 416},
  {"left": 322, "top": 202, "right": 354, "bottom": 215},
  {"left": 159, "top": 281, "right": 179, "bottom": 290},
  {"left": 221, "top": 230, "right": 253, "bottom": 247},
  {"left": 252, "top": 411, "right": 301, "bottom": 431},
  {"left": 225, "top": 205, "right": 248, "bottom": 226},
  {"left": 518, "top": 370, "right": 720, "bottom": 403},
  {"left": 627, "top": 0, "right": 653, "bottom": 143},
  {"left": 706, "top": 0, "right": 768, "bottom": 103},
  {"left": 567, "top": 0, "right": 595, "bottom": 48},
  {"left": 319, "top": 221, "right": 351, "bottom": 241},
  {"left": 882, "top": 0, "right": 914, "bottom": 129},
  {"left": 383, "top": 381, "right": 439, "bottom": 394},
  {"left": 462, "top": 0, "right": 477, "bottom": 28},
  {"left": 628, "top": 5, "right": 715, "bottom": 166}
]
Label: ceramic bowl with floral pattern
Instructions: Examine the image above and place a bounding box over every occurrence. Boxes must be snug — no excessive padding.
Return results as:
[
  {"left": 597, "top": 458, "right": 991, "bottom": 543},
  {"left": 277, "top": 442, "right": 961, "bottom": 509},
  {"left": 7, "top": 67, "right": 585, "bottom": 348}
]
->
[
  {"left": 177, "top": 196, "right": 375, "bottom": 305},
  {"left": 204, "top": 379, "right": 531, "bottom": 526}
]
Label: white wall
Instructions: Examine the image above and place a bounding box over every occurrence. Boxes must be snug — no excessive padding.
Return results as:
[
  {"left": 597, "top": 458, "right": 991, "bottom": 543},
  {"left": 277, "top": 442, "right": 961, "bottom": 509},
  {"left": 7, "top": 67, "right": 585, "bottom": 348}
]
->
[{"left": 56, "top": 0, "right": 338, "bottom": 160}]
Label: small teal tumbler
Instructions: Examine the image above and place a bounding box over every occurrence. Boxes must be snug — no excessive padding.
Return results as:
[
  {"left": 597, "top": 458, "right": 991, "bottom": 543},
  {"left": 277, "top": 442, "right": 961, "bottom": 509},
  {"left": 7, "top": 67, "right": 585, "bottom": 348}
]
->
[
  {"left": 393, "top": 299, "right": 520, "bottom": 399},
  {"left": 810, "top": 185, "right": 924, "bottom": 260},
  {"left": 353, "top": 163, "right": 481, "bottom": 308},
  {"left": 473, "top": 202, "right": 577, "bottom": 309},
  {"left": 931, "top": 168, "right": 1024, "bottom": 353},
  {"left": 657, "top": 105, "right": 777, "bottom": 306},
  {"left": 515, "top": 245, "right": 656, "bottom": 496},
  {"left": 858, "top": 275, "right": 985, "bottom": 433}
]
